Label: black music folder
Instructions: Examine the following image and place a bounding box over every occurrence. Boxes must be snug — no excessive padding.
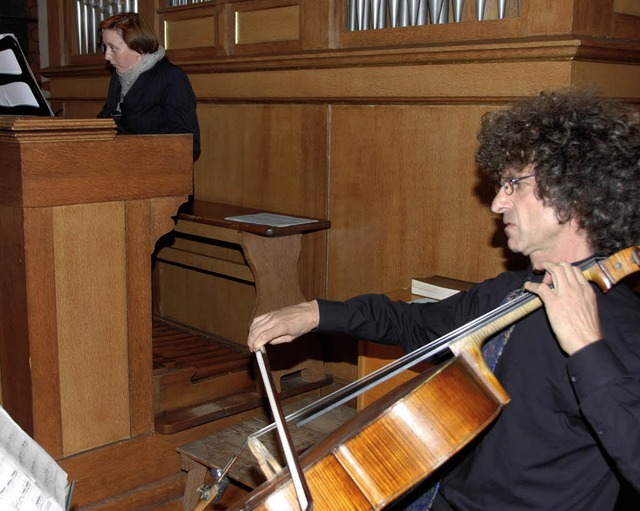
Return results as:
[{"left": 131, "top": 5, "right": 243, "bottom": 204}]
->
[{"left": 0, "top": 33, "right": 54, "bottom": 116}]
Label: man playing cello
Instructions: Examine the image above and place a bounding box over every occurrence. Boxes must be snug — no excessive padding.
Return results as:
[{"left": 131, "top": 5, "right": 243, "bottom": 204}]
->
[{"left": 247, "top": 91, "right": 640, "bottom": 511}]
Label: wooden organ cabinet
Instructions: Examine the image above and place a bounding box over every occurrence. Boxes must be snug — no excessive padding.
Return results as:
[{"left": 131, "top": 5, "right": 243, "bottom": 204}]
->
[
  {"left": 0, "top": 118, "right": 196, "bottom": 508},
  {"left": 27, "top": 0, "right": 640, "bottom": 508}
]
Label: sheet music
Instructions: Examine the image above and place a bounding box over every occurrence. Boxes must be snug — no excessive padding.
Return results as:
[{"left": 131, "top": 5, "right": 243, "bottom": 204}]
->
[
  {"left": 0, "top": 407, "right": 71, "bottom": 511},
  {"left": 0, "top": 81, "right": 39, "bottom": 108},
  {"left": 225, "top": 213, "right": 318, "bottom": 228},
  {"left": 0, "top": 47, "right": 22, "bottom": 74},
  {"left": 0, "top": 34, "right": 54, "bottom": 116}
]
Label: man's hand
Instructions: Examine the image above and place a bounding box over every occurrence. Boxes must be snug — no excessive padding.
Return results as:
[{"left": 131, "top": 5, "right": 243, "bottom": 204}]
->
[
  {"left": 247, "top": 300, "right": 320, "bottom": 352},
  {"left": 524, "top": 261, "right": 602, "bottom": 355}
]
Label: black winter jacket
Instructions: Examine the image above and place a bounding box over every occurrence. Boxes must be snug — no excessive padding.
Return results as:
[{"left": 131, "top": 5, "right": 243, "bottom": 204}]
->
[{"left": 98, "top": 57, "right": 200, "bottom": 159}]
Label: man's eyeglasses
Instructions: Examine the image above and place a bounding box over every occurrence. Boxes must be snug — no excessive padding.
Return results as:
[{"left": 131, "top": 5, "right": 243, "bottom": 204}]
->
[{"left": 496, "top": 174, "right": 535, "bottom": 196}]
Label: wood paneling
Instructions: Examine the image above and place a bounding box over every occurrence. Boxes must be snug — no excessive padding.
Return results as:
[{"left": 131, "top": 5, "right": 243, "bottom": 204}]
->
[
  {"left": 158, "top": 261, "right": 257, "bottom": 342},
  {"left": 328, "top": 104, "right": 509, "bottom": 299},
  {"left": 614, "top": 0, "right": 640, "bottom": 16},
  {"left": 187, "top": 59, "right": 571, "bottom": 101},
  {"left": 235, "top": 5, "right": 299, "bottom": 44},
  {"left": 165, "top": 16, "right": 218, "bottom": 50},
  {"left": 572, "top": 61, "right": 640, "bottom": 96},
  {"left": 194, "top": 104, "right": 327, "bottom": 212},
  {"left": 128, "top": 197, "right": 191, "bottom": 436},
  {"left": 0, "top": 119, "right": 193, "bottom": 506},
  {"left": 54, "top": 202, "right": 131, "bottom": 455}
]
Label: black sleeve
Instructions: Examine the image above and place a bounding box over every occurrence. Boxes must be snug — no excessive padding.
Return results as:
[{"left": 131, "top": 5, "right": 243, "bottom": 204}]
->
[{"left": 315, "top": 271, "right": 523, "bottom": 353}]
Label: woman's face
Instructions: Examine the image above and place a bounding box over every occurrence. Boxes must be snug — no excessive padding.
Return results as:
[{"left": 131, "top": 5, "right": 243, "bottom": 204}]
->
[{"left": 102, "top": 28, "right": 143, "bottom": 73}]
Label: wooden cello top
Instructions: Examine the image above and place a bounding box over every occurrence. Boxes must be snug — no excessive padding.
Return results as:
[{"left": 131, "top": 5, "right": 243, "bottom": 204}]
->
[{"left": 231, "top": 353, "right": 508, "bottom": 511}]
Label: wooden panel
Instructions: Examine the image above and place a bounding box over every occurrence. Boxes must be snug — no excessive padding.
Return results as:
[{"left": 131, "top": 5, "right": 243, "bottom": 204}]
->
[
  {"left": 0, "top": 206, "right": 30, "bottom": 422},
  {"left": 48, "top": 76, "right": 110, "bottom": 99},
  {"left": 188, "top": 59, "right": 571, "bottom": 101},
  {"left": 156, "top": 246, "right": 255, "bottom": 282},
  {"left": 54, "top": 202, "right": 130, "bottom": 455},
  {"left": 235, "top": 5, "right": 299, "bottom": 44},
  {"left": 194, "top": 104, "right": 327, "bottom": 211},
  {"left": 299, "top": 0, "right": 336, "bottom": 49},
  {"left": 58, "top": 100, "right": 105, "bottom": 119},
  {"left": 328, "top": 104, "right": 510, "bottom": 301},
  {"left": 615, "top": 0, "right": 640, "bottom": 16},
  {"left": 126, "top": 197, "right": 191, "bottom": 437},
  {"left": 572, "top": 61, "right": 640, "bottom": 97},
  {"left": 158, "top": 261, "right": 256, "bottom": 343},
  {"left": 23, "top": 207, "right": 65, "bottom": 457},
  {"left": 3, "top": 132, "right": 192, "bottom": 207},
  {"left": 165, "top": 16, "right": 217, "bottom": 50}
]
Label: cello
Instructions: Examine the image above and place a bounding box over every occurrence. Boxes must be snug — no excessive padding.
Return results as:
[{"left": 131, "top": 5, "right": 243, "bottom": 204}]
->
[{"left": 206, "top": 246, "right": 640, "bottom": 511}]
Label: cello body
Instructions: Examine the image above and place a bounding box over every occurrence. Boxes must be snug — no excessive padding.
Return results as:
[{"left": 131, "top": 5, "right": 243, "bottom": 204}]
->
[{"left": 230, "top": 345, "right": 509, "bottom": 510}]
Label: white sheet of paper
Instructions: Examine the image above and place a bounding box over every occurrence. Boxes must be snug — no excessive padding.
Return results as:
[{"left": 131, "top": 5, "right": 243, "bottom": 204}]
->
[
  {"left": 0, "top": 407, "right": 70, "bottom": 510},
  {"left": 0, "top": 47, "right": 22, "bottom": 74},
  {"left": 225, "top": 213, "right": 318, "bottom": 228}
]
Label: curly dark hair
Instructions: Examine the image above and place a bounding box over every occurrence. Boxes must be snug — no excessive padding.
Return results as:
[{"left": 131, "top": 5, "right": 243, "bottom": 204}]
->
[{"left": 476, "top": 90, "right": 640, "bottom": 256}]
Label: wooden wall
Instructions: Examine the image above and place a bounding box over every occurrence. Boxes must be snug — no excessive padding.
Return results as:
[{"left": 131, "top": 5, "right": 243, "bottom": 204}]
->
[
  {"left": 43, "top": 0, "right": 640, "bottom": 381},
  {"left": 25, "top": 0, "right": 640, "bottom": 508}
]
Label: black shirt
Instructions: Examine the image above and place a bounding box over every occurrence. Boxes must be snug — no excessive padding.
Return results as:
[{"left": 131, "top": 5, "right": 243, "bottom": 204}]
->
[{"left": 316, "top": 267, "right": 640, "bottom": 510}]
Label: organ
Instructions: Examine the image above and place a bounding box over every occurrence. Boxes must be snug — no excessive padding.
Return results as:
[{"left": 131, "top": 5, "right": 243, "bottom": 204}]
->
[
  {"left": 0, "top": 117, "right": 197, "bottom": 507},
  {"left": 0, "top": 119, "right": 334, "bottom": 508}
]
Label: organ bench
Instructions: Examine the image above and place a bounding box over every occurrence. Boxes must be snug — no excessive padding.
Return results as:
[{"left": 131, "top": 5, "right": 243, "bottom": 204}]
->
[{"left": 153, "top": 201, "right": 333, "bottom": 434}]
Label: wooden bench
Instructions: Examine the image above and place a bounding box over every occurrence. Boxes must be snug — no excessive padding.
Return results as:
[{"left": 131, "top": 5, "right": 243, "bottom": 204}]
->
[
  {"left": 153, "top": 201, "right": 332, "bottom": 433},
  {"left": 161, "top": 200, "right": 330, "bottom": 319}
]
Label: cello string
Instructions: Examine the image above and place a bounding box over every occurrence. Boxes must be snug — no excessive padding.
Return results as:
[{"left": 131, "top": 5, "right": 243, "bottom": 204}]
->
[
  {"left": 252, "top": 255, "right": 602, "bottom": 437},
  {"left": 294, "top": 288, "right": 536, "bottom": 427}
]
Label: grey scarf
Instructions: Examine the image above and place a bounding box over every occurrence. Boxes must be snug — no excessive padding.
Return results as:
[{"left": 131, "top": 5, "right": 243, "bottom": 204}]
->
[{"left": 117, "top": 46, "right": 166, "bottom": 100}]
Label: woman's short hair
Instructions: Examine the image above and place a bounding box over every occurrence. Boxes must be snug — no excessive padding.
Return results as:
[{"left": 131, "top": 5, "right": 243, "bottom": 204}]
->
[{"left": 99, "top": 12, "right": 159, "bottom": 54}]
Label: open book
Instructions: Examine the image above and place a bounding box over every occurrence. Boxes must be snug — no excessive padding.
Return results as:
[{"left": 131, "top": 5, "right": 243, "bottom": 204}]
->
[
  {"left": 411, "top": 275, "right": 474, "bottom": 301},
  {"left": 0, "top": 406, "right": 73, "bottom": 511},
  {"left": 0, "top": 33, "right": 54, "bottom": 116}
]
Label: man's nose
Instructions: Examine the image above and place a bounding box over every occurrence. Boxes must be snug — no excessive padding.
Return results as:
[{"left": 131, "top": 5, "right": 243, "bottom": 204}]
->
[{"left": 491, "top": 188, "right": 511, "bottom": 213}]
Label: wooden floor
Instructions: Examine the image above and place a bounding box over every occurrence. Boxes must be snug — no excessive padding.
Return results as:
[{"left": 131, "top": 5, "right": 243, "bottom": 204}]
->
[
  {"left": 178, "top": 396, "right": 357, "bottom": 490},
  {"left": 73, "top": 319, "right": 350, "bottom": 511}
]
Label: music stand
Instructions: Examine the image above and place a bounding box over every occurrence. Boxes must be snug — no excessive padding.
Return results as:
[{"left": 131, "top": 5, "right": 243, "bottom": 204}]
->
[{"left": 0, "top": 33, "right": 54, "bottom": 116}]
